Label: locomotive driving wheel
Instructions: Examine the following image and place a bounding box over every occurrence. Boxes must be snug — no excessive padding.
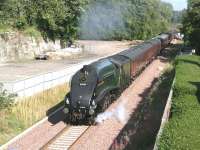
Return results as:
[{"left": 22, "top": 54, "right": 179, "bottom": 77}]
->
[
  {"left": 110, "top": 89, "right": 120, "bottom": 101},
  {"left": 97, "top": 93, "right": 111, "bottom": 113},
  {"left": 102, "top": 93, "right": 111, "bottom": 111}
]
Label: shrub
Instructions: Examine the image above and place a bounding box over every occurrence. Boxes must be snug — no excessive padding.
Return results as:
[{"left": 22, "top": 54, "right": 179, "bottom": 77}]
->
[
  {"left": 0, "top": 83, "right": 68, "bottom": 145},
  {"left": 0, "top": 83, "right": 15, "bottom": 110}
]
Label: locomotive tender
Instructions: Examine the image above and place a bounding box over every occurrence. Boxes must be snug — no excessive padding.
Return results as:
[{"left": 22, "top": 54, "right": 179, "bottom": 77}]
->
[{"left": 63, "top": 32, "right": 175, "bottom": 122}]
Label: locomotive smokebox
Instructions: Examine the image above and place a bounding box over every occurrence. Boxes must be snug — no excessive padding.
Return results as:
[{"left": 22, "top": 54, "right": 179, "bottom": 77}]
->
[{"left": 69, "top": 65, "right": 97, "bottom": 113}]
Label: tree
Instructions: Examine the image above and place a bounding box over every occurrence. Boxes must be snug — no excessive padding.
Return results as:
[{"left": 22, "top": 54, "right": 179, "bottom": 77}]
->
[
  {"left": 182, "top": 0, "right": 200, "bottom": 55},
  {"left": 0, "top": 0, "right": 173, "bottom": 42},
  {"left": 0, "top": 0, "right": 28, "bottom": 29},
  {"left": 172, "top": 10, "right": 185, "bottom": 24},
  {"left": 34, "top": 0, "right": 86, "bottom": 47},
  {"left": 0, "top": 0, "right": 87, "bottom": 47}
]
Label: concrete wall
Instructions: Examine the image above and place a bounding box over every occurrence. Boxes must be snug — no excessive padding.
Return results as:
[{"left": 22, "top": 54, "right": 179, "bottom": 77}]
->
[{"left": 2, "top": 59, "right": 97, "bottom": 97}]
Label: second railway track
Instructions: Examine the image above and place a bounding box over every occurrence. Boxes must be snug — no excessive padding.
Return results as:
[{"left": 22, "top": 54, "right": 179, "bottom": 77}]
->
[{"left": 43, "top": 125, "right": 89, "bottom": 150}]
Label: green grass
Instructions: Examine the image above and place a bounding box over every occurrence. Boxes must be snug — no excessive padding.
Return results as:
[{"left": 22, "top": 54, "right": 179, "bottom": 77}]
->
[
  {"left": 158, "top": 55, "right": 200, "bottom": 150},
  {"left": 0, "top": 24, "right": 13, "bottom": 33},
  {"left": 23, "top": 26, "right": 42, "bottom": 38},
  {"left": 0, "top": 83, "right": 69, "bottom": 145},
  {"left": 0, "top": 24, "right": 41, "bottom": 38}
]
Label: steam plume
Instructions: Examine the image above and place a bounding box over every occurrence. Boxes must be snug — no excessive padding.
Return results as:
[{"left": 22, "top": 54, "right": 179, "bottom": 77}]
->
[
  {"left": 79, "top": 1, "right": 129, "bottom": 40},
  {"left": 95, "top": 101, "right": 128, "bottom": 124}
]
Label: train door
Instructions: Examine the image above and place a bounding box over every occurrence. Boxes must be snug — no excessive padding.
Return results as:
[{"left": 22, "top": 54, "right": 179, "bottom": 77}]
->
[
  {"left": 120, "top": 66, "right": 126, "bottom": 91},
  {"left": 119, "top": 63, "right": 131, "bottom": 90}
]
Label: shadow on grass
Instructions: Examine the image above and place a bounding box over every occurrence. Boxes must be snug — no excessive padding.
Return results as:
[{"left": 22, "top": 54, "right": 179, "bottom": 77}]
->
[
  {"left": 189, "top": 82, "right": 200, "bottom": 104},
  {"left": 177, "top": 59, "right": 200, "bottom": 68},
  {"left": 109, "top": 71, "right": 174, "bottom": 150}
]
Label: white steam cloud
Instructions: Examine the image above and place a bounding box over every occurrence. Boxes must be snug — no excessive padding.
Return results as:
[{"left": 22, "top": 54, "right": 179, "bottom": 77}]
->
[
  {"left": 79, "top": 1, "right": 129, "bottom": 40},
  {"left": 158, "top": 66, "right": 164, "bottom": 71},
  {"left": 95, "top": 101, "right": 128, "bottom": 124}
]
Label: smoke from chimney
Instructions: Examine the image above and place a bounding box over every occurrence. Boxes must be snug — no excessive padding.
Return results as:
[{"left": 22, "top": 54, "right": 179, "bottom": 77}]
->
[{"left": 79, "top": 1, "right": 129, "bottom": 40}]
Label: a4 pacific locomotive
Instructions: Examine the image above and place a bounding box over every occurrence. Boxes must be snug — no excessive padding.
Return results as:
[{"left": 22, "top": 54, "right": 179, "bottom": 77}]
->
[{"left": 63, "top": 32, "right": 175, "bottom": 123}]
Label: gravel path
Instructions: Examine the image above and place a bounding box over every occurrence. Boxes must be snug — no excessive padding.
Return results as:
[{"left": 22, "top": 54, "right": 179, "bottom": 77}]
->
[
  {"left": 70, "top": 59, "right": 167, "bottom": 150},
  {"left": 7, "top": 108, "right": 68, "bottom": 150}
]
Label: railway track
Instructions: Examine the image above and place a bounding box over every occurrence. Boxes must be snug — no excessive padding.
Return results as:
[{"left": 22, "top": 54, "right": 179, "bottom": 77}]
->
[{"left": 43, "top": 126, "right": 89, "bottom": 150}]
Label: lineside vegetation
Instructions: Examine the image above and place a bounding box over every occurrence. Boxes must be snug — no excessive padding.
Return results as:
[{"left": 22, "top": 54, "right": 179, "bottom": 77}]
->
[
  {"left": 0, "top": 0, "right": 173, "bottom": 45},
  {"left": 158, "top": 55, "right": 200, "bottom": 149},
  {"left": 0, "top": 83, "right": 69, "bottom": 145},
  {"left": 182, "top": 0, "right": 200, "bottom": 55}
]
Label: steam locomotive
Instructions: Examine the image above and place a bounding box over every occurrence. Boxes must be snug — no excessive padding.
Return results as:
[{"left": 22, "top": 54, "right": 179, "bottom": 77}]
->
[{"left": 63, "top": 32, "right": 175, "bottom": 123}]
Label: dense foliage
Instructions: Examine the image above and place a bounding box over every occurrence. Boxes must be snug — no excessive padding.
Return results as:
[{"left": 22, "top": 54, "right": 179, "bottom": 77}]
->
[
  {"left": 0, "top": 0, "right": 87, "bottom": 47},
  {"left": 182, "top": 0, "right": 200, "bottom": 55},
  {"left": 158, "top": 55, "right": 200, "bottom": 149},
  {"left": 0, "top": 0, "right": 173, "bottom": 44},
  {"left": 172, "top": 10, "right": 185, "bottom": 24}
]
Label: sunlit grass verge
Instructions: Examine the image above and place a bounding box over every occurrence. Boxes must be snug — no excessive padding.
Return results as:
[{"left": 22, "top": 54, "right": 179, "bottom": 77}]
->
[
  {"left": 0, "top": 24, "right": 13, "bottom": 33},
  {"left": 0, "top": 83, "right": 69, "bottom": 145},
  {"left": 23, "top": 26, "right": 42, "bottom": 38},
  {"left": 158, "top": 55, "right": 200, "bottom": 150}
]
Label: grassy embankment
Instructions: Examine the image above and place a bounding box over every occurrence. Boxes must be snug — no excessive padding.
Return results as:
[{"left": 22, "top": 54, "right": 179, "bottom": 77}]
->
[
  {"left": 0, "top": 84, "right": 69, "bottom": 145},
  {"left": 0, "top": 25, "right": 41, "bottom": 38},
  {"left": 158, "top": 55, "right": 200, "bottom": 149}
]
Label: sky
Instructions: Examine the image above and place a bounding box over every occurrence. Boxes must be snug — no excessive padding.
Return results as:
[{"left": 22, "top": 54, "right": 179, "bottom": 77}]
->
[{"left": 161, "top": 0, "right": 187, "bottom": 11}]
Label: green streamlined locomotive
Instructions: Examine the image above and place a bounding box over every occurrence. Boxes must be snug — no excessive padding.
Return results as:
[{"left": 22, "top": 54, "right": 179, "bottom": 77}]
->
[{"left": 63, "top": 33, "right": 175, "bottom": 123}]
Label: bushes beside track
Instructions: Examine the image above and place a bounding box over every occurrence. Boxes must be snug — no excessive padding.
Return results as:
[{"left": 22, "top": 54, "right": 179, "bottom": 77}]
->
[
  {"left": 0, "top": 84, "right": 69, "bottom": 145},
  {"left": 158, "top": 55, "right": 200, "bottom": 149}
]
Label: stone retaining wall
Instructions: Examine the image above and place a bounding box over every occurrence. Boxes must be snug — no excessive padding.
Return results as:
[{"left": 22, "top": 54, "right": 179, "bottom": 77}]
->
[{"left": 0, "top": 32, "right": 61, "bottom": 62}]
